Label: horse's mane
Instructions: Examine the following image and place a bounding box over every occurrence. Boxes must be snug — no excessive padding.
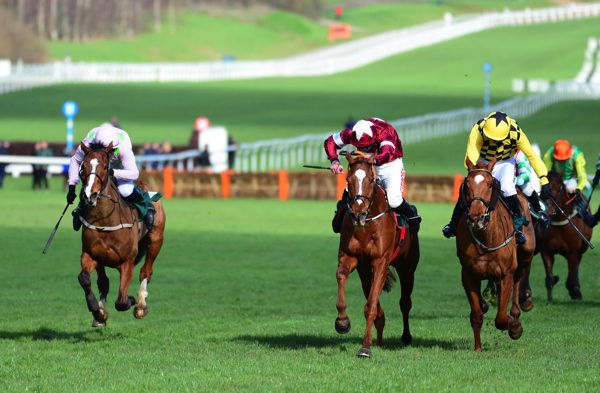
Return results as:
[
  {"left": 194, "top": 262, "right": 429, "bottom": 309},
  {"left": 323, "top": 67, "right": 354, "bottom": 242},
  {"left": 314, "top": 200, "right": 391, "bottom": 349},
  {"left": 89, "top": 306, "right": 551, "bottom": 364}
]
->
[{"left": 88, "top": 143, "right": 106, "bottom": 152}]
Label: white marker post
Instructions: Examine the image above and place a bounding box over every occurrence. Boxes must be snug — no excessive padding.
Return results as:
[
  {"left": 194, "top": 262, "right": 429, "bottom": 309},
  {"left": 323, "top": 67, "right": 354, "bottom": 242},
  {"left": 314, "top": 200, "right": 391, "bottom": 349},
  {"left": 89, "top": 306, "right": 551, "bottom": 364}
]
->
[{"left": 62, "top": 100, "right": 79, "bottom": 152}]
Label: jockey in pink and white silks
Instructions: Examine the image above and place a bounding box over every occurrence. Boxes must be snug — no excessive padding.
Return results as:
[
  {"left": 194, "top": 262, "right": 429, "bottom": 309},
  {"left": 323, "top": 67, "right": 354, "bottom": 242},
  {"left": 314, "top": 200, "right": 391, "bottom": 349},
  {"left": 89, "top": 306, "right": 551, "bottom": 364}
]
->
[
  {"left": 66, "top": 124, "right": 155, "bottom": 230},
  {"left": 324, "top": 117, "right": 421, "bottom": 232}
]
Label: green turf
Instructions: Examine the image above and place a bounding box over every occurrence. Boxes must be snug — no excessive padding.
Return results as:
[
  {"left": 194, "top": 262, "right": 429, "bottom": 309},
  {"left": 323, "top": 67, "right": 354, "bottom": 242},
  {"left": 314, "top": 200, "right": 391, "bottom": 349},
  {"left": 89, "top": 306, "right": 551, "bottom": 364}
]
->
[{"left": 0, "top": 176, "right": 599, "bottom": 392}]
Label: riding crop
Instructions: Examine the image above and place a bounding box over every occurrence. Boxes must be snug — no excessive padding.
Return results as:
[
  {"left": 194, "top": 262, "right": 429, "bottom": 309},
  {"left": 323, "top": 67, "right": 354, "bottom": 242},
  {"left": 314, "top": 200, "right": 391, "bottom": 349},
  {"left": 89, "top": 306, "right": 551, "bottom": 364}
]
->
[
  {"left": 42, "top": 203, "right": 71, "bottom": 254},
  {"left": 546, "top": 195, "right": 594, "bottom": 249},
  {"left": 302, "top": 165, "right": 331, "bottom": 170}
]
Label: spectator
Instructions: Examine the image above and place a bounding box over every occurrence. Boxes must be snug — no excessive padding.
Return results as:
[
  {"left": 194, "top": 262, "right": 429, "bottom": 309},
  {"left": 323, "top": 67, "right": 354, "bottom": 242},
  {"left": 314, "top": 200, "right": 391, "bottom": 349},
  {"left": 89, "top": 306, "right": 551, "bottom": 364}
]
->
[
  {"left": 144, "top": 143, "right": 160, "bottom": 170},
  {"left": 199, "top": 145, "right": 211, "bottom": 168},
  {"left": 33, "top": 141, "right": 53, "bottom": 190},
  {"left": 162, "top": 140, "right": 172, "bottom": 154},
  {"left": 110, "top": 116, "right": 121, "bottom": 129},
  {"left": 0, "top": 141, "right": 10, "bottom": 189},
  {"left": 228, "top": 135, "right": 238, "bottom": 170}
]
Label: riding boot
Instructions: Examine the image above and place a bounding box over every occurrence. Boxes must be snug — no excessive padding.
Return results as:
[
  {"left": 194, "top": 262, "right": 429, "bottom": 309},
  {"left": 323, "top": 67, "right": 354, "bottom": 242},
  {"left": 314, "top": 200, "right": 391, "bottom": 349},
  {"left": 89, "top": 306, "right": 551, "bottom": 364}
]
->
[
  {"left": 124, "top": 188, "right": 155, "bottom": 230},
  {"left": 506, "top": 195, "right": 527, "bottom": 245},
  {"left": 72, "top": 202, "right": 84, "bottom": 231},
  {"left": 332, "top": 189, "right": 349, "bottom": 233},
  {"left": 393, "top": 199, "right": 421, "bottom": 232},
  {"left": 442, "top": 201, "right": 464, "bottom": 238},
  {"left": 528, "top": 191, "right": 550, "bottom": 228},
  {"left": 575, "top": 191, "right": 597, "bottom": 228}
]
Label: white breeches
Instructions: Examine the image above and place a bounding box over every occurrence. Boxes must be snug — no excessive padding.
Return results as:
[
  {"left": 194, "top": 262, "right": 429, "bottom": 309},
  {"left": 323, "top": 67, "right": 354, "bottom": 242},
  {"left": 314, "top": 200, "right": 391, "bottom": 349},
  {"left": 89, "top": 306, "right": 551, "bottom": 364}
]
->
[
  {"left": 520, "top": 173, "right": 541, "bottom": 197},
  {"left": 490, "top": 158, "right": 517, "bottom": 197},
  {"left": 375, "top": 158, "right": 405, "bottom": 208},
  {"left": 117, "top": 180, "right": 134, "bottom": 197}
]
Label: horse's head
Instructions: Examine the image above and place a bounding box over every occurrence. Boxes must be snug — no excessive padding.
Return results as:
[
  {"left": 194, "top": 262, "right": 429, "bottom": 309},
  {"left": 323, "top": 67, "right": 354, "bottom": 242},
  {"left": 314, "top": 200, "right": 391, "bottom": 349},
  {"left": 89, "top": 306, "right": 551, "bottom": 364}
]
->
[
  {"left": 545, "top": 171, "right": 572, "bottom": 217},
  {"left": 344, "top": 151, "right": 377, "bottom": 227},
  {"left": 79, "top": 142, "right": 114, "bottom": 207},
  {"left": 463, "top": 158, "right": 498, "bottom": 230}
]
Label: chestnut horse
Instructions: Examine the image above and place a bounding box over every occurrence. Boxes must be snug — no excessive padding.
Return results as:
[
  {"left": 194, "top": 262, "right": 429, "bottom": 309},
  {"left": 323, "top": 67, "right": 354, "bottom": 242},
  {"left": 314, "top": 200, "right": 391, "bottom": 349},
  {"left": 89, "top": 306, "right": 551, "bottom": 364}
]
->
[
  {"left": 456, "top": 158, "right": 535, "bottom": 351},
  {"left": 537, "top": 171, "right": 593, "bottom": 302},
  {"left": 77, "top": 143, "right": 166, "bottom": 327},
  {"left": 334, "top": 152, "right": 420, "bottom": 358}
]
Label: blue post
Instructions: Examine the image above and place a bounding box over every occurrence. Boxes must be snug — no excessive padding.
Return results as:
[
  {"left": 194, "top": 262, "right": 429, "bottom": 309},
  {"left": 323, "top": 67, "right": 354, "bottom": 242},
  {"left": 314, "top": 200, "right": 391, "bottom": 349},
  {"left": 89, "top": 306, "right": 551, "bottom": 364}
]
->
[
  {"left": 483, "top": 63, "right": 492, "bottom": 113},
  {"left": 62, "top": 101, "right": 78, "bottom": 152}
]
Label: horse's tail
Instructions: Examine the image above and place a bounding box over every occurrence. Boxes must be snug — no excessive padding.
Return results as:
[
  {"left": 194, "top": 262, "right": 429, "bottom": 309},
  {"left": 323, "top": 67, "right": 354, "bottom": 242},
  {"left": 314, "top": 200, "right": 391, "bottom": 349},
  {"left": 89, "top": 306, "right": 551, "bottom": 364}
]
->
[
  {"left": 135, "top": 236, "right": 149, "bottom": 265},
  {"left": 383, "top": 268, "right": 396, "bottom": 293}
]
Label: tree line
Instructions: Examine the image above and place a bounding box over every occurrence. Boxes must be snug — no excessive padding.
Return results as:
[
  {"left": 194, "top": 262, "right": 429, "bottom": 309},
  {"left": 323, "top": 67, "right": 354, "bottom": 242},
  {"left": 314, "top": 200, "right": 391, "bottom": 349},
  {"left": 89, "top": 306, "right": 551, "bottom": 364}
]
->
[{"left": 0, "top": 0, "right": 325, "bottom": 42}]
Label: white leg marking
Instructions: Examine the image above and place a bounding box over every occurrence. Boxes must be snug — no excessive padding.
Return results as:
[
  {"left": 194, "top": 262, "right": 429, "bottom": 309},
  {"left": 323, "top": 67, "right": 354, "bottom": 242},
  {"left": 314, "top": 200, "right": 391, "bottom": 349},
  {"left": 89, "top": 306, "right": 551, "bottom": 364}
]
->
[
  {"left": 474, "top": 174, "right": 485, "bottom": 185},
  {"left": 138, "top": 278, "right": 148, "bottom": 305},
  {"left": 85, "top": 158, "right": 99, "bottom": 199}
]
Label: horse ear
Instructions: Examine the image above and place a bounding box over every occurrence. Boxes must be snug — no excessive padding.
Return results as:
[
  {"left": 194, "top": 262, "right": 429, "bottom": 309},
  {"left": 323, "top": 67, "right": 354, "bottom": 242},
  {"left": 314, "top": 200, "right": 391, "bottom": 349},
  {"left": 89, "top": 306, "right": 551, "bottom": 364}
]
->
[
  {"left": 366, "top": 153, "right": 376, "bottom": 164},
  {"left": 487, "top": 157, "right": 497, "bottom": 171},
  {"left": 81, "top": 143, "right": 90, "bottom": 154},
  {"left": 465, "top": 157, "right": 475, "bottom": 171},
  {"left": 105, "top": 142, "right": 115, "bottom": 154}
]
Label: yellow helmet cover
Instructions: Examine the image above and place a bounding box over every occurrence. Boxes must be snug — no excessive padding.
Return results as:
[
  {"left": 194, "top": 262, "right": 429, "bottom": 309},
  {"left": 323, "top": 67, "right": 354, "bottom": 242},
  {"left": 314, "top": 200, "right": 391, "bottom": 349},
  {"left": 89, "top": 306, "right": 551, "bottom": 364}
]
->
[{"left": 482, "top": 111, "right": 511, "bottom": 141}]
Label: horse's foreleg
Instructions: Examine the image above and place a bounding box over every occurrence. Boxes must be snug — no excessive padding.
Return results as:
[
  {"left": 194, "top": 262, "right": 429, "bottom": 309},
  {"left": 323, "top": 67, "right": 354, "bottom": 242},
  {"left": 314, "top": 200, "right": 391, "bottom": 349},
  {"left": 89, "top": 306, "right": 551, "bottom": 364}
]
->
[
  {"left": 518, "top": 261, "right": 534, "bottom": 312},
  {"left": 494, "top": 273, "right": 514, "bottom": 332},
  {"left": 95, "top": 265, "right": 109, "bottom": 325},
  {"left": 566, "top": 253, "right": 583, "bottom": 300},
  {"left": 335, "top": 254, "right": 356, "bottom": 335},
  {"left": 461, "top": 269, "right": 484, "bottom": 352},
  {"left": 541, "top": 252, "right": 558, "bottom": 303},
  {"left": 358, "top": 260, "right": 387, "bottom": 358},
  {"left": 115, "top": 261, "right": 135, "bottom": 312},
  {"left": 134, "top": 234, "right": 164, "bottom": 319},
  {"left": 78, "top": 252, "right": 104, "bottom": 326},
  {"left": 356, "top": 264, "right": 385, "bottom": 348},
  {"left": 395, "top": 263, "right": 415, "bottom": 345}
]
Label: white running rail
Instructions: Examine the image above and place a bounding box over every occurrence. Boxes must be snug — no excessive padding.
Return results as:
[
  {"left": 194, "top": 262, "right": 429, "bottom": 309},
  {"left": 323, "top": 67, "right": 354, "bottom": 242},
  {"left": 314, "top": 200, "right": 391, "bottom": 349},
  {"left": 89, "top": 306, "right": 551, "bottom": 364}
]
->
[{"left": 1, "top": 3, "right": 600, "bottom": 93}]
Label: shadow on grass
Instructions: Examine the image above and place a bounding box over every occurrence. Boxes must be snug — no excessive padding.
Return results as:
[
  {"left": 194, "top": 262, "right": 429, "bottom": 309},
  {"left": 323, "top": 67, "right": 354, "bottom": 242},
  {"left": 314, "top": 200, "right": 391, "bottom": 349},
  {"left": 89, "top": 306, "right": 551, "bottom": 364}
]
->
[
  {"left": 542, "top": 298, "right": 600, "bottom": 307},
  {"left": 0, "top": 327, "right": 123, "bottom": 343},
  {"left": 233, "top": 334, "right": 464, "bottom": 351}
]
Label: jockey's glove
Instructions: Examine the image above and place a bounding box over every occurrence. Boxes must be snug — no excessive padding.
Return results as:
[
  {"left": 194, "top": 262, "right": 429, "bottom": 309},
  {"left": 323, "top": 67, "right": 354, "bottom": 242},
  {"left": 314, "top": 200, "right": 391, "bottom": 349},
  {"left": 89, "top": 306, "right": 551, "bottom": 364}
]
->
[
  {"left": 67, "top": 185, "right": 77, "bottom": 204},
  {"left": 541, "top": 183, "right": 552, "bottom": 200}
]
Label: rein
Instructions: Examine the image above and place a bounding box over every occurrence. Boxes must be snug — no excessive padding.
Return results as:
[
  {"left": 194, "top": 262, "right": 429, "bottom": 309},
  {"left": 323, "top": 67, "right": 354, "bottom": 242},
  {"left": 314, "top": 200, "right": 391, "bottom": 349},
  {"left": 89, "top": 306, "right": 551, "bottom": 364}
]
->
[{"left": 463, "top": 168, "right": 515, "bottom": 252}]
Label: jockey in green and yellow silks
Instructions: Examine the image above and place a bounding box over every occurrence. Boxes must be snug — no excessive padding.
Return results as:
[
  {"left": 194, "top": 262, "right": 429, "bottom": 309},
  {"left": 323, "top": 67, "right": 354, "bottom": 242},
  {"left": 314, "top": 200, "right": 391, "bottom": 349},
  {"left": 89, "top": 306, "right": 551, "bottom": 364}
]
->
[
  {"left": 543, "top": 139, "right": 595, "bottom": 227},
  {"left": 442, "top": 111, "right": 551, "bottom": 244}
]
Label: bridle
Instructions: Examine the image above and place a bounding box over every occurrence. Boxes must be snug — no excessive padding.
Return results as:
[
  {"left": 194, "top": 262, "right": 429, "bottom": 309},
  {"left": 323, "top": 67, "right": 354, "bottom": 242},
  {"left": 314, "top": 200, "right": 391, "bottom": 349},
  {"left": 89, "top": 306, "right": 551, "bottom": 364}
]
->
[
  {"left": 462, "top": 168, "right": 514, "bottom": 251},
  {"left": 346, "top": 159, "right": 386, "bottom": 224},
  {"left": 79, "top": 152, "right": 116, "bottom": 204}
]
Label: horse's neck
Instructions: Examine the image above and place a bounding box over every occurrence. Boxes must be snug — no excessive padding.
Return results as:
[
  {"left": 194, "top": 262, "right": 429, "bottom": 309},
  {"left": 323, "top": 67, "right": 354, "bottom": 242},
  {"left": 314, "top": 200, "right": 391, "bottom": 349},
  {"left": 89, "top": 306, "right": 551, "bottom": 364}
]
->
[
  {"left": 372, "top": 186, "right": 389, "bottom": 214},
  {"left": 473, "top": 203, "right": 513, "bottom": 243}
]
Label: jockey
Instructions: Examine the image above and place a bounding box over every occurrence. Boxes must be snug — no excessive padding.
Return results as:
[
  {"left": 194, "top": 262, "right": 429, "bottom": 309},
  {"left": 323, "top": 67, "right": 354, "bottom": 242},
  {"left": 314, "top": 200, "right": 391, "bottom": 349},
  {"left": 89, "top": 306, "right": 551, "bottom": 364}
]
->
[
  {"left": 325, "top": 117, "right": 421, "bottom": 231},
  {"left": 442, "top": 111, "right": 551, "bottom": 244},
  {"left": 515, "top": 145, "right": 550, "bottom": 226},
  {"left": 543, "top": 139, "right": 595, "bottom": 227},
  {"left": 66, "top": 124, "right": 155, "bottom": 230}
]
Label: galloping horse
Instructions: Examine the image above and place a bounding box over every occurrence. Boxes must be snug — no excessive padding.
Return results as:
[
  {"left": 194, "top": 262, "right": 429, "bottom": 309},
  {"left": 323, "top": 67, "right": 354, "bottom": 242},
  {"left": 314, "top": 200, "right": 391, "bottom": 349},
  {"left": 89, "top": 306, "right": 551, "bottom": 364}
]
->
[
  {"left": 538, "top": 171, "right": 593, "bottom": 302},
  {"left": 457, "top": 158, "right": 535, "bottom": 351},
  {"left": 77, "top": 142, "right": 166, "bottom": 326},
  {"left": 334, "top": 151, "right": 420, "bottom": 358}
]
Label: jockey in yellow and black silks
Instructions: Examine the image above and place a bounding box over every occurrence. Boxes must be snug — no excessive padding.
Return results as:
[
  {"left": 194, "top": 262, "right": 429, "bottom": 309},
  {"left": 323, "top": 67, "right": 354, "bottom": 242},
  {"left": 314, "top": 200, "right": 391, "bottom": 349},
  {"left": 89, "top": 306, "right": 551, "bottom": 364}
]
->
[{"left": 442, "top": 111, "right": 551, "bottom": 244}]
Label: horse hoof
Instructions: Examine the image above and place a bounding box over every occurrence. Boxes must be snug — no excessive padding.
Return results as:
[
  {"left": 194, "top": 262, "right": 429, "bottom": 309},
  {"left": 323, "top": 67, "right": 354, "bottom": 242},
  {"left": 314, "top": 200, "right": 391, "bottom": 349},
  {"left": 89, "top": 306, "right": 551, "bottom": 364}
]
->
[
  {"left": 509, "top": 324, "right": 523, "bottom": 340},
  {"left": 134, "top": 305, "right": 148, "bottom": 319},
  {"left": 481, "top": 300, "right": 489, "bottom": 315},
  {"left": 98, "top": 306, "right": 109, "bottom": 322},
  {"left": 520, "top": 299, "right": 534, "bottom": 312},
  {"left": 401, "top": 333, "right": 412, "bottom": 345},
  {"left": 335, "top": 318, "right": 351, "bottom": 335},
  {"left": 91, "top": 319, "right": 106, "bottom": 328},
  {"left": 569, "top": 289, "right": 582, "bottom": 301},
  {"left": 356, "top": 347, "right": 371, "bottom": 358}
]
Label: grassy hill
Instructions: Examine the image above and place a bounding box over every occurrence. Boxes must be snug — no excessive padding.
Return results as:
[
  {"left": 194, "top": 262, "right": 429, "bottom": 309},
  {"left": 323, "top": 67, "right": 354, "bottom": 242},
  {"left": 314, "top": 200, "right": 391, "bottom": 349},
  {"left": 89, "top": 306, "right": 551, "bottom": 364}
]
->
[{"left": 46, "top": 1, "right": 599, "bottom": 62}]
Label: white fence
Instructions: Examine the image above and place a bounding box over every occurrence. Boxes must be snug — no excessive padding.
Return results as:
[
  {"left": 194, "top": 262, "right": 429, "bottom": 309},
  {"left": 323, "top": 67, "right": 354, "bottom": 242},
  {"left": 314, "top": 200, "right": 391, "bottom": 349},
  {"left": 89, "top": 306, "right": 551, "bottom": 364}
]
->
[{"left": 1, "top": 3, "right": 600, "bottom": 93}]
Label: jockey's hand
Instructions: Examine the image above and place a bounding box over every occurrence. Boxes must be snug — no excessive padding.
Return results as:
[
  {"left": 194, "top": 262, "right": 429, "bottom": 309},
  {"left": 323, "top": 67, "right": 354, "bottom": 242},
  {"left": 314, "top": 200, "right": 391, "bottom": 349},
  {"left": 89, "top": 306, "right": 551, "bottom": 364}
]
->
[
  {"left": 330, "top": 160, "right": 343, "bottom": 174},
  {"left": 593, "top": 169, "right": 600, "bottom": 189},
  {"left": 66, "top": 185, "right": 77, "bottom": 204},
  {"left": 541, "top": 183, "right": 552, "bottom": 200}
]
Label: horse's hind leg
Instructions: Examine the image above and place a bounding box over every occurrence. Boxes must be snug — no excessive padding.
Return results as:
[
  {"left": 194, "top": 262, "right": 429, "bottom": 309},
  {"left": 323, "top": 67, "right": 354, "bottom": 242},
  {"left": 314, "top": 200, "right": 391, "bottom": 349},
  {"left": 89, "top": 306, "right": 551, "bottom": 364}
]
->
[
  {"left": 335, "top": 254, "right": 357, "bottom": 335},
  {"left": 509, "top": 266, "right": 526, "bottom": 340},
  {"left": 541, "top": 252, "right": 558, "bottom": 303},
  {"left": 395, "top": 263, "right": 415, "bottom": 345},
  {"left": 115, "top": 261, "right": 135, "bottom": 311},
  {"left": 566, "top": 253, "right": 583, "bottom": 300},
  {"left": 494, "top": 274, "right": 514, "bottom": 332},
  {"left": 78, "top": 252, "right": 104, "bottom": 327},
  {"left": 93, "top": 265, "right": 110, "bottom": 327},
  {"left": 461, "top": 269, "right": 484, "bottom": 352},
  {"left": 518, "top": 262, "right": 534, "bottom": 312},
  {"left": 357, "top": 264, "right": 385, "bottom": 348},
  {"left": 134, "top": 234, "right": 164, "bottom": 319}
]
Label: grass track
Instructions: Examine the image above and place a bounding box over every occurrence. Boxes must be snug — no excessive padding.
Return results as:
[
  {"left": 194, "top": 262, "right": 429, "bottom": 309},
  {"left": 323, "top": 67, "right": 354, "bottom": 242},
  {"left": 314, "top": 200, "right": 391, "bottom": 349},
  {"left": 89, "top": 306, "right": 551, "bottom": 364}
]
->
[{"left": 0, "top": 177, "right": 599, "bottom": 392}]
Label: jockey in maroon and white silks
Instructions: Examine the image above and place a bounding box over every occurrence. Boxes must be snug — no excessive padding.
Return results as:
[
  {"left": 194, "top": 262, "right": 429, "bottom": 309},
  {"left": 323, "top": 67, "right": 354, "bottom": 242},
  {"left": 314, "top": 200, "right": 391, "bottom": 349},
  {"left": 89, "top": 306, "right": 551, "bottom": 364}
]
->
[{"left": 325, "top": 118, "right": 421, "bottom": 230}]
